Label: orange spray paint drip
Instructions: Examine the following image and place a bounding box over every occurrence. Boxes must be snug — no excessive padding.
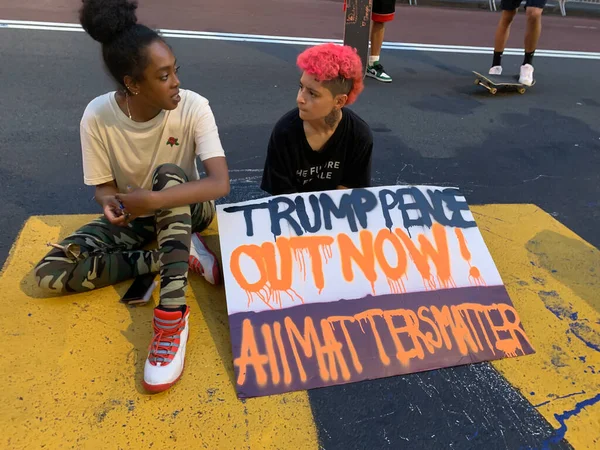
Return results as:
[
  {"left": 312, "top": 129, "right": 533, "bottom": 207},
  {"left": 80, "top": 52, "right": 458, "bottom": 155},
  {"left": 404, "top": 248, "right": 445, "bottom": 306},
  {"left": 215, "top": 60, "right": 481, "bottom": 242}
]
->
[
  {"left": 394, "top": 224, "right": 456, "bottom": 291},
  {"left": 373, "top": 228, "right": 408, "bottom": 295},
  {"left": 243, "top": 282, "right": 305, "bottom": 310},
  {"left": 294, "top": 249, "right": 307, "bottom": 282}
]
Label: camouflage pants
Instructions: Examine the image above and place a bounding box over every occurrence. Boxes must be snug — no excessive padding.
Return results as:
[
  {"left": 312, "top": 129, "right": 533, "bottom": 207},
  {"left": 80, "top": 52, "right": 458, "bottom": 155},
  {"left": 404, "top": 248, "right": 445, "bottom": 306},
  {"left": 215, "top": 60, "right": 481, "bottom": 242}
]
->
[{"left": 34, "top": 164, "right": 215, "bottom": 307}]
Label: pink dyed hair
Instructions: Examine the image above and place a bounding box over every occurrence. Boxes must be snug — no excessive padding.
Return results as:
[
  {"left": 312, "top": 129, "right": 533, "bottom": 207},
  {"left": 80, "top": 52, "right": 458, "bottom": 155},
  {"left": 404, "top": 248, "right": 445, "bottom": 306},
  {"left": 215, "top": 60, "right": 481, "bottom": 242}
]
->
[{"left": 296, "top": 43, "right": 364, "bottom": 105}]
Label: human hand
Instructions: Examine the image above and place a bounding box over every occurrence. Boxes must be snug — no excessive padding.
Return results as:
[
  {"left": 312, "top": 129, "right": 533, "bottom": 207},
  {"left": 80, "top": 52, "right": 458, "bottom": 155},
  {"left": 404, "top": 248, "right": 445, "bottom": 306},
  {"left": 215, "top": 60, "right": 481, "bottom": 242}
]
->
[
  {"left": 102, "top": 196, "right": 128, "bottom": 226},
  {"left": 115, "top": 186, "right": 158, "bottom": 219}
]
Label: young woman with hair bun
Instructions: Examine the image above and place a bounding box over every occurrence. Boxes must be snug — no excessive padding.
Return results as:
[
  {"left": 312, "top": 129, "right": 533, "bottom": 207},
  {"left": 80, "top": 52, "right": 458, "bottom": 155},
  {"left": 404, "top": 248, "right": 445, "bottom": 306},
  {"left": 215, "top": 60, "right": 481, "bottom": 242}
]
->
[{"left": 34, "top": 0, "right": 230, "bottom": 393}]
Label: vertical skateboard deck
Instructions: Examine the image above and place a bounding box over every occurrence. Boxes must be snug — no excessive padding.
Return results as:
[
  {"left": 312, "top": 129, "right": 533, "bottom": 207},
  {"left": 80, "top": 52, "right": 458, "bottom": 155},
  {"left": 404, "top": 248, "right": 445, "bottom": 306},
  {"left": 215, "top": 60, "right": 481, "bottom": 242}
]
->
[
  {"left": 343, "top": 0, "right": 373, "bottom": 77},
  {"left": 473, "top": 71, "right": 535, "bottom": 95}
]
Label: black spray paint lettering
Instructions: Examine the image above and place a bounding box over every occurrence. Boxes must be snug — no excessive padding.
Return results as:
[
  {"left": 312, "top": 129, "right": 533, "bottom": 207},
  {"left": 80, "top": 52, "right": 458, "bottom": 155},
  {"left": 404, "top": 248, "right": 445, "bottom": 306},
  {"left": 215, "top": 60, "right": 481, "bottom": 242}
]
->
[
  {"left": 379, "top": 187, "right": 474, "bottom": 230},
  {"left": 223, "top": 188, "right": 476, "bottom": 237}
]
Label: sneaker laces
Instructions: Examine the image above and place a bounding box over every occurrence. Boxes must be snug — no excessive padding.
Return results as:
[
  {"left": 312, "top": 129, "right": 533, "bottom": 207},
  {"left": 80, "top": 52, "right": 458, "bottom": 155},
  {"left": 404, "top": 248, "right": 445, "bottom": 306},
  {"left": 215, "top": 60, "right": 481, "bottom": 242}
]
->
[{"left": 148, "top": 316, "right": 183, "bottom": 365}]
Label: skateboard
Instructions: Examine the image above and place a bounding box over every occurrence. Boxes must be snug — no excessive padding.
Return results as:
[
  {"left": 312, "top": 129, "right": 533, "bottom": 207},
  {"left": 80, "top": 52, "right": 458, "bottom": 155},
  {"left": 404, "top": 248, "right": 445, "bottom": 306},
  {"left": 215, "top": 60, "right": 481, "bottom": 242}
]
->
[
  {"left": 473, "top": 71, "right": 536, "bottom": 95},
  {"left": 343, "top": 0, "right": 373, "bottom": 77}
]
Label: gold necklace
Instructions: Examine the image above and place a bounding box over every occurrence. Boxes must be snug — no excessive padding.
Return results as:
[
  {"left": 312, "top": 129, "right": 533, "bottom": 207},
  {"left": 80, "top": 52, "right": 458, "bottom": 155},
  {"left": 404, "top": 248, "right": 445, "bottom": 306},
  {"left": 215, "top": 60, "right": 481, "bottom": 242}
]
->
[{"left": 125, "top": 92, "right": 132, "bottom": 120}]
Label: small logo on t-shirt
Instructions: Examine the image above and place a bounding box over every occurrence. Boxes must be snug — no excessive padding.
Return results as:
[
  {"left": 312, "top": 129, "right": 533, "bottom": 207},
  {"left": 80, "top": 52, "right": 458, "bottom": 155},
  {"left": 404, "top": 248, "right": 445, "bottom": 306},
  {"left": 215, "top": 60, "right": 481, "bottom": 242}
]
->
[
  {"left": 166, "top": 137, "right": 180, "bottom": 147},
  {"left": 296, "top": 161, "right": 341, "bottom": 185}
]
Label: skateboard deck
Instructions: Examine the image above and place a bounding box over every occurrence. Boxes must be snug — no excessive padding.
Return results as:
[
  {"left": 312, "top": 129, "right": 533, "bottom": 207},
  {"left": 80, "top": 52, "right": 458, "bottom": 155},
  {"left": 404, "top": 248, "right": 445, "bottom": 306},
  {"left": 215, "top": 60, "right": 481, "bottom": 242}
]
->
[
  {"left": 343, "top": 0, "right": 373, "bottom": 77},
  {"left": 473, "top": 71, "right": 535, "bottom": 95}
]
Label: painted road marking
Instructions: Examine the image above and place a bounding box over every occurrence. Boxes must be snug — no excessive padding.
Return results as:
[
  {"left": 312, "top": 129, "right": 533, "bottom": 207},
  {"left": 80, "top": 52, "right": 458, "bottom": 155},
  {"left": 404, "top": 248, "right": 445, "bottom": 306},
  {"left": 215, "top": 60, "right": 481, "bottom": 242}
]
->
[
  {"left": 0, "top": 205, "right": 598, "bottom": 448},
  {"left": 0, "top": 215, "right": 317, "bottom": 449},
  {"left": 1, "top": 19, "right": 600, "bottom": 60},
  {"left": 476, "top": 205, "right": 600, "bottom": 449}
]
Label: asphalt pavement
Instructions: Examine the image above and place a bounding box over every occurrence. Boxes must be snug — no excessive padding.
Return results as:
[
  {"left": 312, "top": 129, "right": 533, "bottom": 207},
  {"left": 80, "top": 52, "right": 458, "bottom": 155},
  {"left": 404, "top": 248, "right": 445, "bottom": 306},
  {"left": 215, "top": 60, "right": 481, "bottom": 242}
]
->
[{"left": 1, "top": 4, "right": 599, "bottom": 449}]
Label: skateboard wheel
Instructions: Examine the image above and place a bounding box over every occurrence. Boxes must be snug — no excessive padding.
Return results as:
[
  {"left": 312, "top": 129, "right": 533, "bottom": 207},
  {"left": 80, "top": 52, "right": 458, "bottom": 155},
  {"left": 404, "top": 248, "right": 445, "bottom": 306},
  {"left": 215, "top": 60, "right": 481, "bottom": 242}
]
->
[
  {"left": 490, "top": 88, "right": 498, "bottom": 95},
  {"left": 518, "top": 88, "right": 526, "bottom": 94},
  {"left": 474, "top": 79, "right": 480, "bottom": 85}
]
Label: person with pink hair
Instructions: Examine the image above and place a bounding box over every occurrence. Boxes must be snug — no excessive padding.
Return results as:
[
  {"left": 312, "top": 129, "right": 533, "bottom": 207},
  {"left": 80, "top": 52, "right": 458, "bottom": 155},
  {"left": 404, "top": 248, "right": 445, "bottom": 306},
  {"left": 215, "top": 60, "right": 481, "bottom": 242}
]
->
[{"left": 261, "top": 43, "right": 373, "bottom": 195}]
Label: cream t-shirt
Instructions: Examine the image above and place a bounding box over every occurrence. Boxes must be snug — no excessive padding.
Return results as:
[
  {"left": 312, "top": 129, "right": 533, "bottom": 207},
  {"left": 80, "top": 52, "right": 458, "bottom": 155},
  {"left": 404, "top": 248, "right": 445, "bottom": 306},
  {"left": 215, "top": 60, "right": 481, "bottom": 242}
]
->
[{"left": 80, "top": 89, "right": 226, "bottom": 192}]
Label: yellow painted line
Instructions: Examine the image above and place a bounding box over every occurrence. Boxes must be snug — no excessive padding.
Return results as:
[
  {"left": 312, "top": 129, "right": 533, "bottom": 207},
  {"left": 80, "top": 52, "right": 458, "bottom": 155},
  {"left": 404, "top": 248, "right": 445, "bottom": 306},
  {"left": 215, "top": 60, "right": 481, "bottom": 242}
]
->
[
  {"left": 1, "top": 206, "right": 598, "bottom": 449},
  {"left": 475, "top": 205, "right": 600, "bottom": 449},
  {"left": 0, "top": 215, "right": 318, "bottom": 449}
]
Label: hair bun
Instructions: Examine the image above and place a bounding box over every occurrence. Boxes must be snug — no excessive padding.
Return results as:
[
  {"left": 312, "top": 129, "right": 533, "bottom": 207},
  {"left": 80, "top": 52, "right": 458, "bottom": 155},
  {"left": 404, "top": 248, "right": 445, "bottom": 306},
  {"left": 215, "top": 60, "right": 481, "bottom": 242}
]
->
[{"left": 79, "top": 0, "right": 139, "bottom": 44}]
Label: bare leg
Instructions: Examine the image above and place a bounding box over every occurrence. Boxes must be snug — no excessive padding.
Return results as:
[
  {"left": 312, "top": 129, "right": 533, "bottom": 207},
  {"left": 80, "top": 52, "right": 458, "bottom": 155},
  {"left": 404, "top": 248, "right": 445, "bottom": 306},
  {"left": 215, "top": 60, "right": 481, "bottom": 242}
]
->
[
  {"left": 494, "top": 10, "right": 517, "bottom": 52},
  {"left": 370, "top": 21, "right": 385, "bottom": 59},
  {"left": 524, "top": 7, "right": 543, "bottom": 52}
]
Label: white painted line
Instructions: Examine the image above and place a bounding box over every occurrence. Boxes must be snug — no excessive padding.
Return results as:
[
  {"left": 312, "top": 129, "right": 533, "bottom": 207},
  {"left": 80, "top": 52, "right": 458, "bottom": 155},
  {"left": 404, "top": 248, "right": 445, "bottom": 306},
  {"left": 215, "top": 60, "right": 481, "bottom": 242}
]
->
[
  {"left": 0, "top": 19, "right": 79, "bottom": 27},
  {"left": 2, "top": 19, "right": 600, "bottom": 60},
  {"left": 0, "top": 23, "right": 83, "bottom": 32}
]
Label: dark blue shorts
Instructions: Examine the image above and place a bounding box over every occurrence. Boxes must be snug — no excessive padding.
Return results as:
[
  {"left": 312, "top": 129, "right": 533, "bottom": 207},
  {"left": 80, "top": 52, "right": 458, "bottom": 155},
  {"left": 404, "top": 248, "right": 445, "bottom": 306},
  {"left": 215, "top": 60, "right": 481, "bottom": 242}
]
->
[{"left": 501, "top": 0, "right": 547, "bottom": 10}]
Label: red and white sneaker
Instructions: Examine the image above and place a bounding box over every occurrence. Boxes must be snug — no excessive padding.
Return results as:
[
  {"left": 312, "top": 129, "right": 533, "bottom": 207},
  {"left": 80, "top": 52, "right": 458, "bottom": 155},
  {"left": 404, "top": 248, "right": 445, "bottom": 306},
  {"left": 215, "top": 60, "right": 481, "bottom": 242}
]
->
[
  {"left": 188, "top": 232, "right": 220, "bottom": 285},
  {"left": 142, "top": 305, "right": 190, "bottom": 393}
]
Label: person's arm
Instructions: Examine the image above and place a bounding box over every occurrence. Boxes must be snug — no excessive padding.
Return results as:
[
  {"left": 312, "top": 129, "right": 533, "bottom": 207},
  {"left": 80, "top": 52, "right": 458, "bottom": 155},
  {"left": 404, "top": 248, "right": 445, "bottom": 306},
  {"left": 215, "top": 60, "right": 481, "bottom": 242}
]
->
[
  {"left": 163, "top": 96, "right": 230, "bottom": 205},
  {"left": 260, "top": 129, "right": 297, "bottom": 196},
  {"left": 150, "top": 156, "right": 230, "bottom": 209},
  {"left": 116, "top": 157, "right": 230, "bottom": 217},
  {"left": 94, "top": 181, "right": 128, "bottom": 226},
  {"left": 94, "top": 181, "right": 118, "bottom": 207},
  {"left": 81, "top": 119, "right": 129, "bottom": 226},
  {"left": 116, "top": 95, "right": 230, "bottom": 216}
]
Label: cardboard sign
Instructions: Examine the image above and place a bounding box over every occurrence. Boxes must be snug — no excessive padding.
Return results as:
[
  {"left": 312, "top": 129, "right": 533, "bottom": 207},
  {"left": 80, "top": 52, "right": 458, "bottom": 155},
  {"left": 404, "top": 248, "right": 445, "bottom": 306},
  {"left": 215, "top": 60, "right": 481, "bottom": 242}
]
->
[{"left": 216, "top": 186, "right": 534, "bottom": 398}]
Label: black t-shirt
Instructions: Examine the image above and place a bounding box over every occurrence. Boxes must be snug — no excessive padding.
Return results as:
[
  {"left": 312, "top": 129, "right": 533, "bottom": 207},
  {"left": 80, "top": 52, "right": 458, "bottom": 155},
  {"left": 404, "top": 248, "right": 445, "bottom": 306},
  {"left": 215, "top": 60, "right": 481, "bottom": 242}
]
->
[{"left": 260, "top": 107, "right": 373, "bottom": 195}]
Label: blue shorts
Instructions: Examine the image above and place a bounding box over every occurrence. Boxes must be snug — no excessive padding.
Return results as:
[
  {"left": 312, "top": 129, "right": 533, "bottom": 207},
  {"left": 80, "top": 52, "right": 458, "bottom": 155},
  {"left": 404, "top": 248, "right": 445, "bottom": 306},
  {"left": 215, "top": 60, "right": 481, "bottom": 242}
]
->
[{"left": 501, "top": 0, "right": 546, "bottom": 9}]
